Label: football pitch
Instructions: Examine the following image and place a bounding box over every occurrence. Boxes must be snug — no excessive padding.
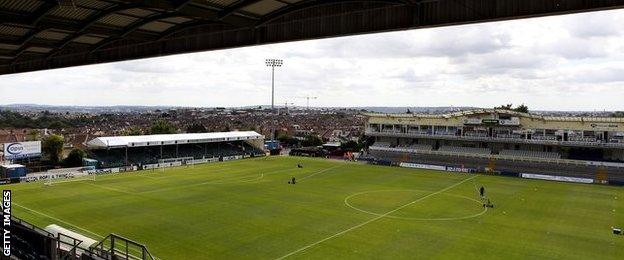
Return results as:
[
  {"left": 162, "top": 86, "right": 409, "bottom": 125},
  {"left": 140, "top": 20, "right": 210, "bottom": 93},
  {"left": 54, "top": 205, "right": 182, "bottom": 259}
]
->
[{"left": 8, "top": 156, "right": 624, "bottom": 259}]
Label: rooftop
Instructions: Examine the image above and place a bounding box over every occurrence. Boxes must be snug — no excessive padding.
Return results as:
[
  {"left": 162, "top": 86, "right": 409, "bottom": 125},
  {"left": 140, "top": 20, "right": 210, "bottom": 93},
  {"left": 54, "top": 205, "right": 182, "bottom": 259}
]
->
[{"left": 86, "top": 131, "right": 264, "bottom": 148}]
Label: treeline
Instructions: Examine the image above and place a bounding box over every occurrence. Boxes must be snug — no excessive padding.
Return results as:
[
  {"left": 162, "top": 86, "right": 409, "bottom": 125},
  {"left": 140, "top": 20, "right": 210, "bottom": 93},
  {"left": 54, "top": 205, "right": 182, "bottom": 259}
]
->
[{"left": 0, "top": 110, "right": 92, "bottom": 129}]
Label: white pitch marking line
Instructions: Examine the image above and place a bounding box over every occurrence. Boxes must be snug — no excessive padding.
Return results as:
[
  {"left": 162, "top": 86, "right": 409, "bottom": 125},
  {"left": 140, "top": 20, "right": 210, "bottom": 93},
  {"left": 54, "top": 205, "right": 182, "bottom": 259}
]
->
[
  {"left": 83, "top": 182, "right": 137, "bottom": 195},
  {"left": 299, "top": 165, "right": 341, "bottom": 181},
  {"left": 14, "top": 202, "right": 162, "bottom": 260},
  {"left": 275, "top": 175, "right": 478, "bottom": 260},
  {"left": 13, "top": 202, "right": 104, "bottom": 239},
  {"left": 343, "top": 189, "right": 488, "bottom": 221}
]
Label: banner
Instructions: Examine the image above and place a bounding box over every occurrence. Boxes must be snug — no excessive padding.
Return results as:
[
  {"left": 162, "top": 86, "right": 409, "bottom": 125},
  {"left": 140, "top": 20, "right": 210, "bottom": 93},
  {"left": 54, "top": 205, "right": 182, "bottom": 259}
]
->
[
  {"left": 399, "top": 162, "right": 446, "bottom": 171},
  {"left": 520, "top": 173, "right": 593, "bottom": 184},
  {"left": 3, "top": 141, "right": 41, "bottom": 159},
  {"left": 446, "top": 166, "right": 476, "bottom": 173}
]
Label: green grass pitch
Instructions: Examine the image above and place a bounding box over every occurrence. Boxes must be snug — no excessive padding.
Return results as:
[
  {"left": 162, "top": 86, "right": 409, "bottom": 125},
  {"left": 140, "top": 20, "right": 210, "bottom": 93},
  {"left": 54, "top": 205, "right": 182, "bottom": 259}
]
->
[{"left": 7, "top": 156, "right": 624, "bottom": 259}]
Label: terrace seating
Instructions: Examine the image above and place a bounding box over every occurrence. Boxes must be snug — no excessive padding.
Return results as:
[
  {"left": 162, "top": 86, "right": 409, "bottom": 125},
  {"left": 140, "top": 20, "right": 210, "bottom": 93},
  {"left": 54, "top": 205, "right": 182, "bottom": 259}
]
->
[
  {"left": 568, "top": 136, "right": 598, "bottom": 142},
  {"left": 371, "top": 142, "right": 391, "bottom": 148},
  {"left": 438, "top": 146, "right": 491, "bottom": 155},
  {"left": 89, "top": 141, "right": 261, "bottom": 166},
  {"left": 464, "top": 132, "right": 489, "bottom": 137},
  {"left": 496, "top": 133, "right": 523, "bottom": 139},
  {"left": 406, "top": 144, "right": 433, "bottom": 151},
  {"left": 532, "top": 135, "right": 557, "bottom": 141},
  {"left": 499, "top": 149, "right": 561, "bottom": 159}
]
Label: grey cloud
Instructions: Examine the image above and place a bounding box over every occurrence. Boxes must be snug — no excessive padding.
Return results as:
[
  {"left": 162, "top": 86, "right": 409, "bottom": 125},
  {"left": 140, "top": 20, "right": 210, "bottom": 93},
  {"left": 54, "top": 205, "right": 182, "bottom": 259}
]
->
[{"left": 567, "top": 68, "right": 624, "bottom": 83}]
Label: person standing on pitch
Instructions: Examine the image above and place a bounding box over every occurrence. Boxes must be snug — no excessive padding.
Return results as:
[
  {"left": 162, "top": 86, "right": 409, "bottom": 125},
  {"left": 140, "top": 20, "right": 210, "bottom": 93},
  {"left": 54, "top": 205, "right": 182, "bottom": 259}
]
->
[{"left": 479, "top": 186, "right": 485, "bottom": 198}]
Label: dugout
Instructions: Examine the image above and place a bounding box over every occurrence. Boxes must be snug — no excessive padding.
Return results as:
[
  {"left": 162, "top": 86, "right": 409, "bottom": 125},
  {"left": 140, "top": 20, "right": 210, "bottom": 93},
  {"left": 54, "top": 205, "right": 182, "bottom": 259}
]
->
[{"left": 1, "top": 164, "right": 27, "bottom": 179}]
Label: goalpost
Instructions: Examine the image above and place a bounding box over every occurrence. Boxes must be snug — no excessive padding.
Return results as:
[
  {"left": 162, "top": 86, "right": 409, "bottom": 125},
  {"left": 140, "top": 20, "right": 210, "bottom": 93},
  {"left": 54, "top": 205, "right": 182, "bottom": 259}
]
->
[{"left": 44, "top": 172, "right": 96, "bottom": 186}]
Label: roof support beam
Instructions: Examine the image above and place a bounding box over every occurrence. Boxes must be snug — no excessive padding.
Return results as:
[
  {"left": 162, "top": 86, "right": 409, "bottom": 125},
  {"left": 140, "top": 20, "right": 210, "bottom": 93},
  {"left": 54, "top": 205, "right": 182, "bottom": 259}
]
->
[
  {"left": 218, "top": 0, "right": 264, "bottom": 20},
  {"left": 44, "top": 3, "right": 144, "bottom": 60},
  {"left": 141, "top": 0, "right": 257, "bottom": 27},
  {"left": 256, "top": 0, "right": 408, "bottom": 27},
  {"left": 89, "top": 13, "right": 182, "bottom": 54}
]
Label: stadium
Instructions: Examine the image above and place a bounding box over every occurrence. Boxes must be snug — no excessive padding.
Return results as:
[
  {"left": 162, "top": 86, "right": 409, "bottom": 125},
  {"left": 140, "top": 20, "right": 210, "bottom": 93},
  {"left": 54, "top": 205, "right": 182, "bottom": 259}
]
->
[
  {"left": 363, "top": 109, "right": 624, "bottom": 184},
  {"left": 3, "top": 113, "right": 623, "bottom": 259},
  {"left": 1, "top": 0, "right": 624, "bottom": 259}
]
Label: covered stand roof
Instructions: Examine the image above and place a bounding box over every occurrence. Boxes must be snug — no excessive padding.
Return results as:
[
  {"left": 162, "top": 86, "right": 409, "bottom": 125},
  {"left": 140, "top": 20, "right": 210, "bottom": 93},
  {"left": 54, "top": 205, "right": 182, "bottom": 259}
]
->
[
  {"left": 86, "top": 131, "right": 264, "bottom": 148},
  {"left": 2, "top": 0, "right": 624, "bottom": 75}
]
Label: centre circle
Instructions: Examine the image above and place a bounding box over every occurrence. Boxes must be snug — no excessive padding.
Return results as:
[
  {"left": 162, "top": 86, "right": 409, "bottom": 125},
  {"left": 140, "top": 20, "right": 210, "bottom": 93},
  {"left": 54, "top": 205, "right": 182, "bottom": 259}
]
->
[{"left": 344, "top": 189, "right": 487, "bottom": 221}]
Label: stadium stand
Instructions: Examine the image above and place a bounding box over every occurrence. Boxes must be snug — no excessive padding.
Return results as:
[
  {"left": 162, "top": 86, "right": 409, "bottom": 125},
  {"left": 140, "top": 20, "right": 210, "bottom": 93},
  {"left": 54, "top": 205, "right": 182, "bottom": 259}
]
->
[
  {"left": 87, "top": 132, "right": 265, "bottom": 167},
  {"left": 365, "top": 109, "right": 624, "bottom": 183},
  {"left": 438, "top": 146, "right": 492, "bottom": 155},
  {"left": 499, "top": 149, "right": 561, "bottom": 159}
]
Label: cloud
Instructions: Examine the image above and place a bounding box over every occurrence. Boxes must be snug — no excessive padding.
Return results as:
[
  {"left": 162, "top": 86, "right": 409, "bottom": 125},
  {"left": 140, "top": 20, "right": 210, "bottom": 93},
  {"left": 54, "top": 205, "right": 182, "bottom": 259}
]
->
[{"left": 1, "top": 9, "right": 624, "bottom": 110}]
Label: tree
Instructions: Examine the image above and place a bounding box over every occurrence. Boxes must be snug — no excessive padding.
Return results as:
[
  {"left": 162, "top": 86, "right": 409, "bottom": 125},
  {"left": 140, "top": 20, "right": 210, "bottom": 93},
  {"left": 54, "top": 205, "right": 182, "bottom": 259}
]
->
[
  {"left": 186, "top": 123, "right": 207, "bottom": 133},
  {"left": 26, "top": 129, "right": 39, "bottom": 141},
  {"left": 124, "top": 126, "right": 143, "bottom": 136},
  {"left": 341, "top": 140, "right": 361, "bottom": 151},
  {"left": 515, "top": 104, "right": 529, "bottom": 113},
  {"left": 301, "top": 134, "right": 323, "bottom": 147},
  {"left": 494, "top": 104, "right": 513, "bottom": 110},
  {"left": 277, "top": 133, "right": 300, "bottom": 147},
  {"left": 494, "top": 103, "right": 529, "bottom": 113},
  {"left": 63, "top": 149, "right": 86, "bottom": 167},
  {"left": 149, "top": 119, "right": 176, "bottom": 134},
  {"left": 611, "top": 111, "right": 624, "bottom": 118},
  {"left": 43, "top": 134, "right": 64, "bottom": 164}
]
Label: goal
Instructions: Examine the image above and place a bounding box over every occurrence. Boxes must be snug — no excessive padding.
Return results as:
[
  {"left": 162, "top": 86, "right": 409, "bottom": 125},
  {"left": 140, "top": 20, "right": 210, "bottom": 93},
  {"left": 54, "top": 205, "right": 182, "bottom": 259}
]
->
[{"left": 44, "top": 172, "right": 96, "bottom": 186}]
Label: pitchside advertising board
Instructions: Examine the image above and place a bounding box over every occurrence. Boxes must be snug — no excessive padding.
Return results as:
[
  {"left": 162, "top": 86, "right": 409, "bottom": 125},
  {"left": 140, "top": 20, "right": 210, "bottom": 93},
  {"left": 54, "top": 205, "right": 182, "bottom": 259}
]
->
[
  {"left": 399, "top": 162, "right": 476, "bottom": 173},
  {"left": 2, "top": 141, "right": 41, "bottom": 160}
]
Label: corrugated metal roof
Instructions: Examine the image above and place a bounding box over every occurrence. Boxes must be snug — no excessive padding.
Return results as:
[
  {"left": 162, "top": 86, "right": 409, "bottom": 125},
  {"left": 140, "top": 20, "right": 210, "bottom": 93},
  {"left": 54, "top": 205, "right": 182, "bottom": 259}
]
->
[
  {"left": 87, "top": 131, "right": 264, "bottom": 148},
  {"left": 97, "top": 13, "right": 139, "bottom": 27},
  {"left": 207, "top": 0, "right": 239, "bottom": 8},
  {"left": 242, "top": 0, "right": 287, "bottom": 16},
  {"left": 118, "top": 8, "right": 157, "bottom": 18},
  {"left": 35, "top": 30, "right": 71, "bottom": 40},
  {"left": 72, "top": 34, "right": 106, "bottom": 44},
  {"left": 25, "top": 46, "right": 52, "bottom": 53},
  {"left": 160, "top": 16, "right": 193, "bottom": 24},
  {"left": 0, "top": 26, "right": 30, "bottom": 37},
  {"left": 0, "top": 0, "right": 42, "bottom": 12},
  {"left": 0, "top": 43, "right": 19, "bottom": 50},
  {"left": 73, "top": 0, "right": 114, "bottom": 9},
  {"left": 139, "top": 21, "right": 176, "bottom": 32},
  {"left": 48, "top": 6, "right": 95, "bottom": 20}
]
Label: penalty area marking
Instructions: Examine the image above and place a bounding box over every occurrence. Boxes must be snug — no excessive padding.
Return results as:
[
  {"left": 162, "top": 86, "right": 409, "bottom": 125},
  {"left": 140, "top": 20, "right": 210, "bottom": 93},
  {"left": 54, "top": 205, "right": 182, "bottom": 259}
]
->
[
  {"left": 299, "top": 165, "right": 342, "bottom": 181},
  {"left": 344, "top": 189, "right": 487, "bottom": 221},
  {"left": 275, "top": 175, "right": 478, "bottom": 260}
]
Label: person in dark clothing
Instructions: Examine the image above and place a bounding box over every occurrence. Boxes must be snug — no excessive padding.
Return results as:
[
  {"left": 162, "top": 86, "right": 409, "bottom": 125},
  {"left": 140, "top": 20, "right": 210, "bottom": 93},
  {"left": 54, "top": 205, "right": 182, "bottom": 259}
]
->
[
  {"left": 291, "top": 177, "right": 296, "bottom": 184},
  {"left": 297, "top": 164, "right": 303, "bottom": 168},
  {"left": 479, "top": 186, "right": 485, "bottom": 198}
]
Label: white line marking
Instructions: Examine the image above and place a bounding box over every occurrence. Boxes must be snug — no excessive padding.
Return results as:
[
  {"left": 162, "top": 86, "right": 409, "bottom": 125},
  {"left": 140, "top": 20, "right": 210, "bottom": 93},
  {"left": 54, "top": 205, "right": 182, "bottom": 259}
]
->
[
  {"left": 13, "top": 202, "right": 103, "bottom": 238},
  {"left": 83, "top": 182, "right": 137, "bottom": 195},
  {"left": 275, "top": 175, "right": 478, "bottom": 259},
  {"left": 299, "top": 165, "right": 341, "bottom": 181},
  {"left": 344, "top": 189, "right": 487, "bottom": 221},
  {"left": 141, "top": 167, "right": 292, "bottom": 194},
  {"left": 14, "top": 202, "right": 162, "bottom": 260}
]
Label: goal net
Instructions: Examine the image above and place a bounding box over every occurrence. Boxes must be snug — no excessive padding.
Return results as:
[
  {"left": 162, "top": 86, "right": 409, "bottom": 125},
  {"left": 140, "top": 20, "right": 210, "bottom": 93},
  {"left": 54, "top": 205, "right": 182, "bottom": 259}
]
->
[{"left": 44, "top": 172, "right": 96, "bottom": 186}]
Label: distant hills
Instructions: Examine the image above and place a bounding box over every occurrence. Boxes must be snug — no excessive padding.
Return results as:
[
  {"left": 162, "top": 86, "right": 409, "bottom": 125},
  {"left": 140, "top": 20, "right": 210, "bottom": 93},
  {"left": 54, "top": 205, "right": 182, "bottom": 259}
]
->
[{"left": 0, "top": 104, "right": 618, "bottom": 116}]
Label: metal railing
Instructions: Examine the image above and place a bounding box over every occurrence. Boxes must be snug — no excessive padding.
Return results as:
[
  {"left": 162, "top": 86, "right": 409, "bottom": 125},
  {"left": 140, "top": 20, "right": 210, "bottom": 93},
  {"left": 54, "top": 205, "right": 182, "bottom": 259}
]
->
[
  {"left": 365, "top": 130, "right": 624, "bottom": 148},
  {"left": 92, "top": 233, "right": 156, "bottom": 260},
  {"left": 368, "top": 146, "right": 624, "bottom": 168}
]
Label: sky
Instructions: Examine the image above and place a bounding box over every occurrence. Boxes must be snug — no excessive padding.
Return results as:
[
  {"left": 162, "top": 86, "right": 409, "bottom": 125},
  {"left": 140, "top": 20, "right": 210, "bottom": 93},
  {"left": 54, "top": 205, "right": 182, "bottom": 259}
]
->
[{"left": 1, "top": 9, "right": 624, "bottom": 111}]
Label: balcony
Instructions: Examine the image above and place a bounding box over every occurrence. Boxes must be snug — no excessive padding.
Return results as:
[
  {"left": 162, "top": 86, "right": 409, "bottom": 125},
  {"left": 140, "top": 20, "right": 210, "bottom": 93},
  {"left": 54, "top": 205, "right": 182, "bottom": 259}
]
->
[{"left": 365, "top": 130, "right": 624, "bottom": 148}]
